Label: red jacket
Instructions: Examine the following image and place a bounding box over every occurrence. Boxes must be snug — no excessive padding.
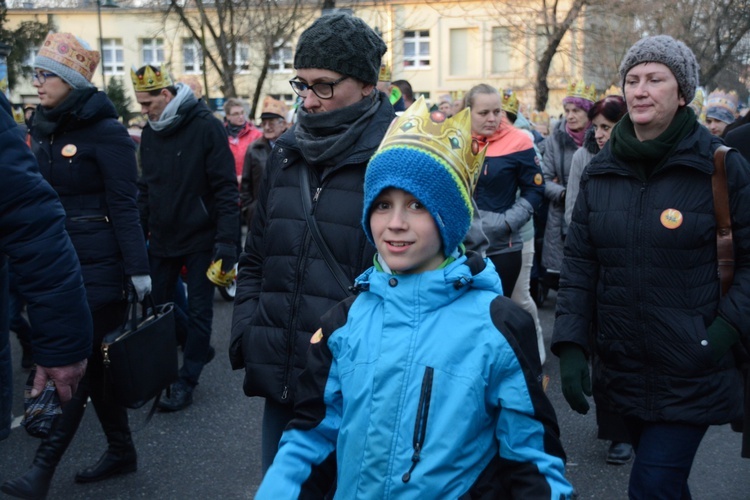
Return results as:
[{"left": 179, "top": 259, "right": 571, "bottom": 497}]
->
[{"left": 227, "top": 122, "right": 262, "bottom": 181}]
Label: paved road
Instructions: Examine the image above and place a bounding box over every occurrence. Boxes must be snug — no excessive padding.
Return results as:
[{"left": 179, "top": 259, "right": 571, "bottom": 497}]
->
[{"left": 2, "top": 289, "right": 749, "bottom": 499}]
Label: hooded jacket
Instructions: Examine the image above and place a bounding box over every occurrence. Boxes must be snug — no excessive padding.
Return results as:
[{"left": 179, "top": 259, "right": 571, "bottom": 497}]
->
[
  {"left": 257, "top": 254, "right": 572, "bottom": 499},
  {"left": 473, "top": 120, "right": 544, "bottom": 256},
  {"left": 138, "top": 98, "right": 239, "bottom": 256},
  {"left": 30, "top": 91, "right": 149, "bottom": 310},
  {"left": 553, "top": 123, "right": 750, "bottom": 424},
  {"left": 541, "top": 119, "right": 581, "bottom": 271},
  {"left": 229, "top": 95, "right": 395, "bottom": 404}
]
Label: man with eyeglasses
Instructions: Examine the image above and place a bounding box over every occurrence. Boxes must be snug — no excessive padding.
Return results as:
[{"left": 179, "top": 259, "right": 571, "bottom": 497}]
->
[
  {"left": 230, "top": 13, "right": 394, "bottom": 475},
  {"left": 223, "top": 98, "right": 261, "bottom": 186}
]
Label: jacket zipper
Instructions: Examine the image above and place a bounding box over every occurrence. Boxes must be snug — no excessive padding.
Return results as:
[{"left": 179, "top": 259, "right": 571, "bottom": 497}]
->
[{"left": 402, "top": 366, "right": 434, "bottom": 483}]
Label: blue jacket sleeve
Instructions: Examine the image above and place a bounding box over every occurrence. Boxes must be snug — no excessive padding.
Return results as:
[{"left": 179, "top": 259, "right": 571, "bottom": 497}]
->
[
  {"left": 0, "top": 94, "right": 92, "bottom": 367},
  {"left": 255, "top": 326, "right": 341, "bottom": 498}
]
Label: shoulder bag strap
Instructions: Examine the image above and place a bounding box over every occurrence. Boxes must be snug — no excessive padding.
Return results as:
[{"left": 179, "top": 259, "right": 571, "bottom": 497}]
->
[
  {"left": 712, "top": 145, "right": 734, "bottom": 297},
  {"left": 299, "top": 167, "right": 354, "bottom": 297}
]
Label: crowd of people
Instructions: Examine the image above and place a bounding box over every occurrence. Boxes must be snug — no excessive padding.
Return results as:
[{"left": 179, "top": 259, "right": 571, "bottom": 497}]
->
[{"left": 2, "top": 11, "right": 750, "bottom": 500}]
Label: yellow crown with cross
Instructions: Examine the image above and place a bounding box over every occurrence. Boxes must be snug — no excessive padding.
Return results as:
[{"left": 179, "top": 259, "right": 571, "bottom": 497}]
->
[
  {"left": 131, "top": 64, "right": 174, "bottom": 92},
  {"left": 502, "top": 90, "right": 520, "bottom": 115},
  {"left": 378, "top": 96, "right": 485, "bottom": 196},
  {"left": 566, "top": 80, "right": 597, "bottom": 102}
]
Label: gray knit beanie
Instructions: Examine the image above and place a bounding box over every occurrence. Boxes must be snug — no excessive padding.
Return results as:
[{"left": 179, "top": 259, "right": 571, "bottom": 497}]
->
[
  {"left": 619, "top": 35, "right": 700, "bottom": 104},
  {"left": 294, "top": 13, "right": 387, "bottom": 85}
]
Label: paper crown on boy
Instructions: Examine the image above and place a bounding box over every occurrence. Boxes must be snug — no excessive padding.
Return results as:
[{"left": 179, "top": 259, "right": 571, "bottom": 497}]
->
[
  {"left": 362, "top": 96, "right": 487, "bottom": 256},
  {"left": 131, "top": 64, "right": 174, "bottom": 92}
]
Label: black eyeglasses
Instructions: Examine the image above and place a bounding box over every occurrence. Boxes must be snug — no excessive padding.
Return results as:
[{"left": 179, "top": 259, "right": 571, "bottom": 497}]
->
[
  {"left": 289, "top": 76, "right": 348, "bottom": 100},
  {"left": 32, "top": 71, "right": 58, "bottom": 84}
]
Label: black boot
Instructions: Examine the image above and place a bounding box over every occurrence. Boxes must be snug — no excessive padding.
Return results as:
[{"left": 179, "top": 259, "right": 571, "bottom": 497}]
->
[
  {"left": 76, "top": 373, "right": 137, "bottom": 483},
  {"left": 74, "top": 431, "right": 137, "bottom": 483},
  {"left": 1, "top": 386, "right": 88, "bottom": 499}
]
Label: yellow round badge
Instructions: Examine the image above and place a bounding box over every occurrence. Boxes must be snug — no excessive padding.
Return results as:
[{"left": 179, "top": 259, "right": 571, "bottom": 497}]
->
[
  {"left": 534, "top": 173, "right": 543, "bottom": 186},
  {"left": 61, "top": 144, "right": 77, "bottom": 157},
  {"left": 660, "top": 208, "right": 683, "bottom": 229}
]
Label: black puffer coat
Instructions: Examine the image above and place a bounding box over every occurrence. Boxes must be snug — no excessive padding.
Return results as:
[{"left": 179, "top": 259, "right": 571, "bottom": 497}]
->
[
  {"left": 552, "top": 123, "right": 750, "bottom": 425},
  {"left": 31, "top": 91, "right": 149, "bottom": 311},
  {"left": 230, "top": 97, "right": 394, "bottom": 405},
  {"left": 1, "top": 93, "right": 92, "bottom": 366}
]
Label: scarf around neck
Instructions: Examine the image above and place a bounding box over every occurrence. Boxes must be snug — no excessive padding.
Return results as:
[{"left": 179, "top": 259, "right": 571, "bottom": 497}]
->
[
  {"left": 227, "top": 122, "right": 244, "bottom": 138},
  {"left": 33, "top": 87, "right": 97, "bottom": 137},
  {"left": 294, "top": 91, "right": 384, "bottom": 167},
  {"left": 149, "top": 83, "right": 197, "bottom": 133},
  {"left": 565, "top": 122, "right": 589, "bottom": 147},
  {"left": 609, "top": 106, "right": 697, "bottom": 177}
]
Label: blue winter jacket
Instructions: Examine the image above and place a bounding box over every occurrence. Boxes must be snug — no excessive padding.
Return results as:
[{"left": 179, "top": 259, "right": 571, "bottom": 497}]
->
[{"left": 257, "top": 253, "right": 573, "bottom": 499}]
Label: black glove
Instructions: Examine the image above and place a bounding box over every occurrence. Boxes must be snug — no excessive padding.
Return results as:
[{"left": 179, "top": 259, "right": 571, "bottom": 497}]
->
[
  {"left": 558, "top": 343, "right": 591, "bottom": 415},
  {"left": 706, "top": 316, "right": 740, "bottom": 364},
  {"left": 213, "top": 242, "right": 237, "bottom": 273}
]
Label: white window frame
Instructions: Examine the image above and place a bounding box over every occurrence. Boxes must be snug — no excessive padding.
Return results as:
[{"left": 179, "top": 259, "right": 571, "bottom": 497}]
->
[
  {"left": 141, "top": 38, "right": 165, "bottom": 67},
  {"left": 403, "top": 30, "right": 430, "bottom": 69},
  {"left": 101, "top": 39, "right": 124, "bottom": 75},
  {"left": 183, "top": 38, "right": 203, "bottom": 74},
  {"left": 234, "top": 42, "right": 250, "bottom": 73},
  {"left": 269, "top": 42, "right": 293, "bottom": 72}
]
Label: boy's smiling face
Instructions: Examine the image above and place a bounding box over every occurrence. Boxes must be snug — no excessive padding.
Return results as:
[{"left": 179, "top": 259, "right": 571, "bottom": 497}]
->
[{"left": 370, "top": 188, "right": 444, "bottom": 274}]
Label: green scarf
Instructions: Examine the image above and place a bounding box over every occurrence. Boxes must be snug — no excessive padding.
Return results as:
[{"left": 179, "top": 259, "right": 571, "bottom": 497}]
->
[{"left": 609, "top": 106, "right": 697, "bottom": 180}]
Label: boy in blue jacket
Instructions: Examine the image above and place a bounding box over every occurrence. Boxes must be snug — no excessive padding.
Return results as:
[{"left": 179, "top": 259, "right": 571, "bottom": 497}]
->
[{"left": 257, "top": 98, "right": 573, "bottom": 499}]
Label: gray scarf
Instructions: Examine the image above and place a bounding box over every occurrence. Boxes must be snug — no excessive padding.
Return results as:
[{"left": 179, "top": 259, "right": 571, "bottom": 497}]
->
[
  {"left": 294, "top": 91, "right": 384, "bottom": 167},
  {"left": 149, "top": 83, "right": 197, "bottom": 133}
]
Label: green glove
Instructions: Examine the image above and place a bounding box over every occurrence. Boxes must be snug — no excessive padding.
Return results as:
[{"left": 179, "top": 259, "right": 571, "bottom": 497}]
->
[
  {"left": 559, "top": 343, "right": 591, "bottom": 415},
  {"left": 706, "top": 316, "right": 740, "bottom": 364}
]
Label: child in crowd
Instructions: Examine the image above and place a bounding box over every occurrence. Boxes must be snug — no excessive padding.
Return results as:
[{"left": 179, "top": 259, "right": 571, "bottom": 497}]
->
[{"left": 256, "top": 98, "right": 573, "bottom": 499}]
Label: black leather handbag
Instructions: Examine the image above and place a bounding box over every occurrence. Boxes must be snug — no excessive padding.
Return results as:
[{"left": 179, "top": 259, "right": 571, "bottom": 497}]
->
[{"left": 101, "top": 295, "right": 178, "bottom": 410}]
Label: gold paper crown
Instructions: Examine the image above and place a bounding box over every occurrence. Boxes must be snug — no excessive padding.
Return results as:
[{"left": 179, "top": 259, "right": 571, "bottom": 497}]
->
[
  {"left": 706, "top": 89, "right": 739, "bottom": 114},
  {"left": 131, "top": 64, "right": 174, "bottom": 92},
  {"left": 12, "top": 106, "right": 25, "bottom": 125},
  {"left": 600, "top": 84, "right": 622, "bottom": 100},
  {"left": 530, "top": 110, "right": 550, "bottom": 126},
  {"left": 502, "top": 90, "right": 519, "bottom": 116},
  {"left": 378, "top": 63, "right": 391, "bottom": 82},
  {"left": 565, "top": 80, "right": 596, "bottom": 102},
  {"left": 378, "top": 96, "right": 485, "bottom": 196},
  {"left": 689, "top": 87, "right": 705, "bottom": 114}
]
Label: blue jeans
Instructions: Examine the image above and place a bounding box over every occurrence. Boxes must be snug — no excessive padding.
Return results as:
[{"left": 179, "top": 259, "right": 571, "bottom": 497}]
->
[
  {"left": 261, "top": 398, "right": 296, "bottom": 474},
  {"left": 150, "top": 251, "right": 214, "bottom": 388},
  {"left": 1, "top": 259, "right": 11, "bottom": 440},
  {"left": 625, "top": 419, "right": 708, "bottom": 500}
]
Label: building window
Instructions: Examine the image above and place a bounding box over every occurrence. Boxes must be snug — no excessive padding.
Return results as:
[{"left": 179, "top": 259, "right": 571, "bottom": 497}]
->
[
  {"left": 141, "top": 38, "right": 164, "bottom": 66},
  {"left": 403, "top": 30, "right": 430, "bottom": 68},
  {"left": 492, "top": 27, "right": 512, "bottom": 74},
  {"left": 183, "top": 38, "right": 203, "bottom": 73},
  {"left": 102, "top": 39, "right": 124, "bottom": 75},
  {"left": 269, "top": 93, "right": 295, "bottom": 105},
  {"left": 269, "top": 43, "right": 293, "bottom": 72},
  {"left": 234, "top": 42, "right": 250, "bottom": 72},
  {"left": 450, "top": 28, "right": 479, "bottom": 76}
]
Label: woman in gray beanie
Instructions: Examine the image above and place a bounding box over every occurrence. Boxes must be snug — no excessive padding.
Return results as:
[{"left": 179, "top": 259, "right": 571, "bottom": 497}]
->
[
  {"left": 230, "top": 13, "right": 395, "bottom": 476},
  {"left": 552, "top": 35, "right": 750, "bottom": 499}
]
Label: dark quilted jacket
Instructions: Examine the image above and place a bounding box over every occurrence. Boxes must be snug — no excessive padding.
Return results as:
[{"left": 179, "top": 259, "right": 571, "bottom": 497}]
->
[
  {"left": 30, "top": 91, "right": 149, "bottom": 311},
  {"left": 552, "top": 123, "right": 750, "bottom": 425},
  {"left": 230, "top": 97, "right": 394, "bottom": 404}
]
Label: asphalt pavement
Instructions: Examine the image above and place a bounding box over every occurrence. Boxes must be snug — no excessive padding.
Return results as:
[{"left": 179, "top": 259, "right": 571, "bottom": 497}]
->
[{"left": 2, "top": 289, "right": 749, "bottom": 499}]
